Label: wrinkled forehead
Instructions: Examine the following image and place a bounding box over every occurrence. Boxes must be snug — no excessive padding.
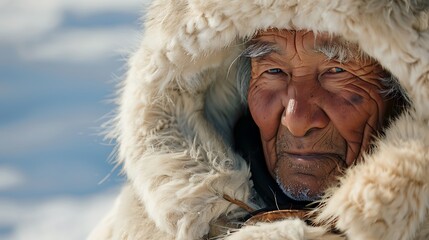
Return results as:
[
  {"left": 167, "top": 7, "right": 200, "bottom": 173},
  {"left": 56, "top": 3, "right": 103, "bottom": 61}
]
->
[{"left": 249, "top": 29, "right": 366, "bottom": 63}]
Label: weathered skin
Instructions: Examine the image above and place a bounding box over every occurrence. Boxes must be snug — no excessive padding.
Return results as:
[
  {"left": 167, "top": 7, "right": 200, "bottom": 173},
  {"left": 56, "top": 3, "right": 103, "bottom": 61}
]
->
[{"left": 248, "top": 30, "right": 390, "bottom": 201}]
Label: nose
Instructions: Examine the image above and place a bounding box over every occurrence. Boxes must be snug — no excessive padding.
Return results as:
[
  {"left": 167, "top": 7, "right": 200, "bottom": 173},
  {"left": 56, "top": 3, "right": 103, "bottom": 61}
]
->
[{"left": 281, "top": 86, "right": 329, "bottom": 137}]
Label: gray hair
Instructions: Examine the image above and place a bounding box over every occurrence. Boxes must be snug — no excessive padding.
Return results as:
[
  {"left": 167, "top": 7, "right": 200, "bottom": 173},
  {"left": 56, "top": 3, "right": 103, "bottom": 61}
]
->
[
  {"left": 236, "top": 41, "right": 279, "bottom": 104},
  {"left": 236, "top": 55, "right": 251, "bottom": 105}
]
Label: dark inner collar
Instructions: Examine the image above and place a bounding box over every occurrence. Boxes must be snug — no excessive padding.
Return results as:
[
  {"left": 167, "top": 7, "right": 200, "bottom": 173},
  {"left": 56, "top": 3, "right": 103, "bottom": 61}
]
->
[{"left": 233, "top": 110, "right": 314, "bottom": 211}]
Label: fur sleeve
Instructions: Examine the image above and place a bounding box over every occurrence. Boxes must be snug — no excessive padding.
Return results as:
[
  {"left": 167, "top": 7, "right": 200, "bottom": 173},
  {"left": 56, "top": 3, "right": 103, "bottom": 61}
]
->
[{"left": 316, "top": 112, "right": 429, "bottom": 240}]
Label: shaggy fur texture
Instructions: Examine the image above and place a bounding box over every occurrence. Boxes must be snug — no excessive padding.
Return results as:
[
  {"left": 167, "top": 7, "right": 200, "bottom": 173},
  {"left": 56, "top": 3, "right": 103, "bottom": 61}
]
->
[{"left": 89, "top": 0, "right": 429, "bottom": 239}]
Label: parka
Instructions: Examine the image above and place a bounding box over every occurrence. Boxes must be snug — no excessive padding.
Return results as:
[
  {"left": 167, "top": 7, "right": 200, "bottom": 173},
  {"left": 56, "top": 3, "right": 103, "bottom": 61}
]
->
[{"left": 89, "top": 0, "right": 429, "bottom": 239}]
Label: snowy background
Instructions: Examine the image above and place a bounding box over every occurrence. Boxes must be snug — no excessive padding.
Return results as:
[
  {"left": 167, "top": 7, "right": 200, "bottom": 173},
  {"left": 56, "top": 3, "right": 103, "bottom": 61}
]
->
[{"left": 0, "top": 0, "right": 146, "bottom": 239}]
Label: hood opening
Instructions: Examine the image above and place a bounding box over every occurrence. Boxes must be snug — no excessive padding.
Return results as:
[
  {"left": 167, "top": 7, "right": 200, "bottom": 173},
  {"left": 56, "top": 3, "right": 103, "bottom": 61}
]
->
[{"left": 231, "top": 30, "right": 411, "bottom": 211}]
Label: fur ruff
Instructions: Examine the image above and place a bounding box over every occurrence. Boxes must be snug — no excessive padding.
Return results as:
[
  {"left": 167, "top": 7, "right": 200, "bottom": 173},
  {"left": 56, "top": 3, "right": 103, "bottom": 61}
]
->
[{"left": 89, "top": 0, "right": 429, "bottom": 239}]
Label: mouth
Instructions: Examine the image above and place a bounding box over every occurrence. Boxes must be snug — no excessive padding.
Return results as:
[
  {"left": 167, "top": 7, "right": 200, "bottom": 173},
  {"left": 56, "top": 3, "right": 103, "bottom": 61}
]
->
[
  {"left": 284, "top": 152, "right": 344, "bottom": 162},
  {"left": 277, "top": 151, "right": 347, "bottom": 174},
  {"left": 273, "top": 151, "right": 347, "bottom": 201}
]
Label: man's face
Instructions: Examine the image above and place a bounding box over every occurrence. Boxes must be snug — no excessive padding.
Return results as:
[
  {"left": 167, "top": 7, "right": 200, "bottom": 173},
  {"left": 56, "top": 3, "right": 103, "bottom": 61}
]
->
[{"left": 247, "top": 30, "right": 390, "bottom": 201}]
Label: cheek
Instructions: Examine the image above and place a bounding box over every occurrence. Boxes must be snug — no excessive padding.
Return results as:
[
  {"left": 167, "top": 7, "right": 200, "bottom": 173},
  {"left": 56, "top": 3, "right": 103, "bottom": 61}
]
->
[
  {"left": 247, "top": 84, "right": 284, "bottom": 141},
  {"left": 323, "top": 87, "right": 386, "bottom": 164},
  {"left": 328, "top": 98, "right": 372, "bottom": 132},
  {"left": 337, "top": 83, "right": 386, "bottom": 129}
]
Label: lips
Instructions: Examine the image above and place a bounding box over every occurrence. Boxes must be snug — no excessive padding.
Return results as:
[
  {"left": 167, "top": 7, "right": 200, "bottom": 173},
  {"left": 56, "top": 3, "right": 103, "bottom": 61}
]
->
[
  {"left": 285, "top": 152, "right": 344, "bottom": 162},
  {"left": 277, "top": 152, "right": 347, "bottom": 175}
]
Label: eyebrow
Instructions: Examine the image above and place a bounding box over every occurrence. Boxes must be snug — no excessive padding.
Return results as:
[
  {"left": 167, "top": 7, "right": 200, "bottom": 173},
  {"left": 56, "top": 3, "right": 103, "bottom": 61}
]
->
[
  {"left": 241, "top": 41, "right": 280, "bottom": 58},
  {"left": 241, "top": 37, "right": 373, "bottom": 63},
  {"left": 313, "top": 38, "right": 372, "bottom": 63}
]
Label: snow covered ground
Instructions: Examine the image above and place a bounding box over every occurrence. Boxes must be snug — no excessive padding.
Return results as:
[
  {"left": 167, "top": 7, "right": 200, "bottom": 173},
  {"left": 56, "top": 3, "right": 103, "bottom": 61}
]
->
[
  {"left": 0, "top": 0, "right": 147, "bottom": 239},
  {"left": 0, "top": 189, "right": 118, "bottom": 240}
]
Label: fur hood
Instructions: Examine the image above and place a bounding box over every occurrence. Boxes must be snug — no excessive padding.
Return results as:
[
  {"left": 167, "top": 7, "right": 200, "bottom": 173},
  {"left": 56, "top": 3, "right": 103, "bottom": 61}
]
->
[{"left": 89, "top": 0, "right": 429, "bottom": 239}]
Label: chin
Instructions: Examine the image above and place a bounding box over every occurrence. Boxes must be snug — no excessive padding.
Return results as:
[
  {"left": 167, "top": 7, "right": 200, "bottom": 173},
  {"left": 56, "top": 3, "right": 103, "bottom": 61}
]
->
[{"left": 274, "top": 169, "right": 326, "bottom": 202}]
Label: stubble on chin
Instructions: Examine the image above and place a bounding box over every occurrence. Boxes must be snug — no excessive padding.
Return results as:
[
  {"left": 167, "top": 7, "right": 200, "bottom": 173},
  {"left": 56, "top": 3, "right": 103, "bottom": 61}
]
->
[
  {"left": 274, "top": 166, "right": 323, "bottom": 201},
  {"left": 272, "top": 127, "right": 348, "bottom": 201}
]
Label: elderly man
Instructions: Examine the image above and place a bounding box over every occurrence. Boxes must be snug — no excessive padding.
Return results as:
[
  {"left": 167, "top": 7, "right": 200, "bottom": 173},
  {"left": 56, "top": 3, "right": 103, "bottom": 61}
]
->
[
  {"left": 234, "top": 30, "right": 401, "bottom": 208},
  {"left": 90, "top": 1, "right": 429, "bottom": 240}
]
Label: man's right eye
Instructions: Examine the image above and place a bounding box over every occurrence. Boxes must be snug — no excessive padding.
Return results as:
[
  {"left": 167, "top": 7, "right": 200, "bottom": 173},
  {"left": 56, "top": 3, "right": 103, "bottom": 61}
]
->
[{"left": 265, "top": 68, "right": 283, "bottom": 74}]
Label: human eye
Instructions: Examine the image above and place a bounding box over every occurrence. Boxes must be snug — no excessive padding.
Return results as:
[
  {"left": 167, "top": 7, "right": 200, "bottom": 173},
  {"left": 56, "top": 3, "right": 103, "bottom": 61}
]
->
[
  {"left": 265, "top": 68, "right": 283, "bottom": 74},
  {"left": 326, "top": 67, "right": 345, "bottom": 73}
]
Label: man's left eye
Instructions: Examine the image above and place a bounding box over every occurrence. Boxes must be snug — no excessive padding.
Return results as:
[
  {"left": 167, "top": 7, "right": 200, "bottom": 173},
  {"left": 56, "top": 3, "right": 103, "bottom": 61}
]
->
[
  {"left": 327, "top": 67, "right": 345, "bottom": 73},
  {"left": 266, "top": 68, "right": 283, "bottom": 74}
]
